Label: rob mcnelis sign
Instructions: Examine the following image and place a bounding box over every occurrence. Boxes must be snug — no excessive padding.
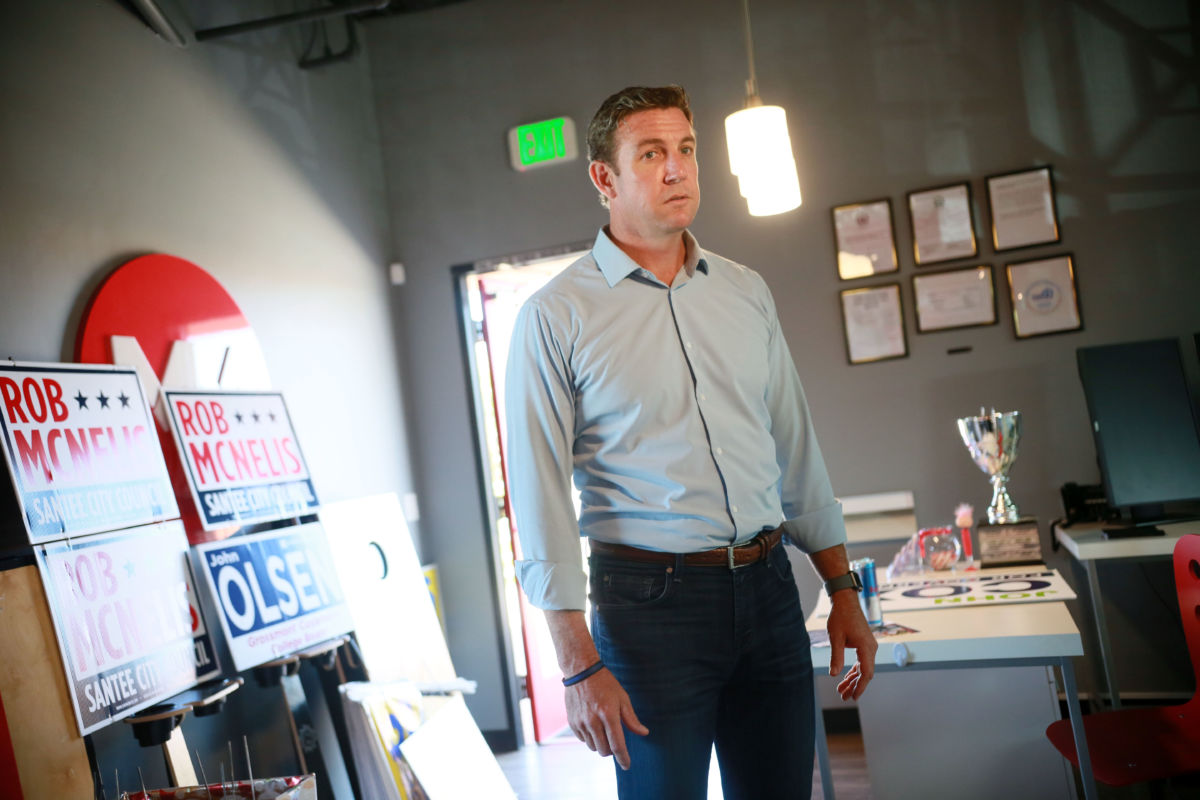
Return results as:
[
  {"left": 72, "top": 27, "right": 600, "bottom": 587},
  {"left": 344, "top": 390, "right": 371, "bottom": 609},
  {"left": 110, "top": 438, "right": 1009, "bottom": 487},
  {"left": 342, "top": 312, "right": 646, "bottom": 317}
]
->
[
  {"left": 163, "top": 390, "right": 319, "bottom": 530},
  {"left": 0, "top": 363, "right": 178, "bottom": 543}
]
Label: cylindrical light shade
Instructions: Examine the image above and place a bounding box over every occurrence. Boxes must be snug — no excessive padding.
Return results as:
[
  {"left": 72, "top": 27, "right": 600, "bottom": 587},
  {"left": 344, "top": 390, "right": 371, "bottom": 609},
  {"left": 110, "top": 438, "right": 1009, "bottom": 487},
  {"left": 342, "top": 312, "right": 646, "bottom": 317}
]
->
[
  {"left": 725, "top": 105, "right": 802, "bottom": 216},
  {"left": 736, "top": 169, "right": 802, "bottom": 216}
]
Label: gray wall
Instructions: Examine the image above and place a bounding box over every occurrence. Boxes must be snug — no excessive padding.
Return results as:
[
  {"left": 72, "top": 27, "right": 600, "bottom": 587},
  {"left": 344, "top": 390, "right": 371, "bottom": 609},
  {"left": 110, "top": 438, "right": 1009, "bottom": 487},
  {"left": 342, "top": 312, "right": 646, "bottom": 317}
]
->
[
  {"left": 1, "top": 0, "right": 412, "bottom": 785},
  {"left": 368, "top": 0, "right": 1200, "bottom": 730},
  {"left": 0, "top": 1, "right": 411, "bottom": 511}
]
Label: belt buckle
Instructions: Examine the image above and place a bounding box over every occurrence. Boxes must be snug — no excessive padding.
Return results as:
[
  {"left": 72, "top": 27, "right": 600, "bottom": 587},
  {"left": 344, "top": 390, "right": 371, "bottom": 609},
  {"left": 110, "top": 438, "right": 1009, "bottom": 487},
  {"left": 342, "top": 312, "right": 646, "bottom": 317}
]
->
[{"left": 727, "top": 544, "right": 749, "bottom": 570}]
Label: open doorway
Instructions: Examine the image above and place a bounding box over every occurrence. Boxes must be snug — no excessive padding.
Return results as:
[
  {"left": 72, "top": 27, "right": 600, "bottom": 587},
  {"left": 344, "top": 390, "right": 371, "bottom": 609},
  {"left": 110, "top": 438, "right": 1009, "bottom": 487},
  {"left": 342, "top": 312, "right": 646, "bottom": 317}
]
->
[{"left": 455, "top": 242, "right": 589, "bottom": 745}]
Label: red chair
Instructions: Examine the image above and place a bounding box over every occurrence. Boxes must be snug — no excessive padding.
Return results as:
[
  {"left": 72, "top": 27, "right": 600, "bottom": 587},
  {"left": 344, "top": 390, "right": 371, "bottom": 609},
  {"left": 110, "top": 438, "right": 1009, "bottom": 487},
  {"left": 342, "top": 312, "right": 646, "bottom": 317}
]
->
[{"left": 1046, "top": 533, "right": 1200, "bottom": 787}]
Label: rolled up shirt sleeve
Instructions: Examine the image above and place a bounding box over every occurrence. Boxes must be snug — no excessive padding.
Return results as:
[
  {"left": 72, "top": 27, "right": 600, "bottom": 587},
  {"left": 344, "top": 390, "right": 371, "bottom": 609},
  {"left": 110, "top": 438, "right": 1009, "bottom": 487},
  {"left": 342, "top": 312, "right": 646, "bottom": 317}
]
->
[
  {"left": 505, "top": 299, "right": 588, "bottom": 611},
  {"left": 759, "top": 275, "right": 848, "bottom": 554}
]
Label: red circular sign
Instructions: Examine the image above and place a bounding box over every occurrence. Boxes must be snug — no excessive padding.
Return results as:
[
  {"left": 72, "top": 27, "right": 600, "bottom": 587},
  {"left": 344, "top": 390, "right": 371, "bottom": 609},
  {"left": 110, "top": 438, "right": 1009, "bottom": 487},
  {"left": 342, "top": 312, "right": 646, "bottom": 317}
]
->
[{"left": 76, "top": 254, "right": 257, "bottom": 543}]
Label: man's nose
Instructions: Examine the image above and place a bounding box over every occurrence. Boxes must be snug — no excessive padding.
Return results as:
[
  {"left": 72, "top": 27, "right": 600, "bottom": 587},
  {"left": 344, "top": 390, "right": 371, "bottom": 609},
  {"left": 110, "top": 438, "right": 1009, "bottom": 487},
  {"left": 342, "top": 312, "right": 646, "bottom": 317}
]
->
[{"left": 664, "top": 154, "right": 688, "bottom": 183}]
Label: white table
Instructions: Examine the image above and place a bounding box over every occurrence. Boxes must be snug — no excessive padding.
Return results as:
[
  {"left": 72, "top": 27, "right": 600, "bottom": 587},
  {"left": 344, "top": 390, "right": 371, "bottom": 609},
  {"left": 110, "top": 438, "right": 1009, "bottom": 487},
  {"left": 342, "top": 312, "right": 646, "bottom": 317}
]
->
[
  {"left": 808, "top": 600, "right": 1096, "bottom": 800},
  {"left": 1053, "top": 518, "right": 1200, "bottom": 709}
]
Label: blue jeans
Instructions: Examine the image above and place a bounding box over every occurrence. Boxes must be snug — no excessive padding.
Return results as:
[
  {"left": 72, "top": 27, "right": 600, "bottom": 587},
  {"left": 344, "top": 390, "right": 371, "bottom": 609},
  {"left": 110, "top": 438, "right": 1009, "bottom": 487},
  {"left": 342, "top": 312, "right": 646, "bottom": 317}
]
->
[{"left": 589, "top": 542, "right": 815, "bottom": 800}]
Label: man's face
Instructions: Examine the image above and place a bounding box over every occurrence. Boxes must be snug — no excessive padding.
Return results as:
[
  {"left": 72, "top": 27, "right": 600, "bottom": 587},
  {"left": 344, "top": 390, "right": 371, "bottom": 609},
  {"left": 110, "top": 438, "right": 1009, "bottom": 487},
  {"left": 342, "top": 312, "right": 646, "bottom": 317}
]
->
[{"left": 605, "top": 107, "right": 700, "bottom": 238}]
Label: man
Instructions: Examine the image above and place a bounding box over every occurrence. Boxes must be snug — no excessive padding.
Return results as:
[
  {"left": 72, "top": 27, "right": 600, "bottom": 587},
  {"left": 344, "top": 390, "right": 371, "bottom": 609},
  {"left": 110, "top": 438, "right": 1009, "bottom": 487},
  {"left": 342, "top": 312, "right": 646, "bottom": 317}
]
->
[{"left": 505, "top": 85, "right": 876, "bottom": 799}]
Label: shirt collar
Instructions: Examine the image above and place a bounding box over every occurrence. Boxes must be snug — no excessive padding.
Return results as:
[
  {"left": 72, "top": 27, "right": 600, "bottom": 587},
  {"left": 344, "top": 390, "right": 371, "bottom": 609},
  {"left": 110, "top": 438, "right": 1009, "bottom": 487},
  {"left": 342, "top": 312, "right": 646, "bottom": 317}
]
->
[{"left": 593, "top": 227, "right": 709, "bottom": 288}]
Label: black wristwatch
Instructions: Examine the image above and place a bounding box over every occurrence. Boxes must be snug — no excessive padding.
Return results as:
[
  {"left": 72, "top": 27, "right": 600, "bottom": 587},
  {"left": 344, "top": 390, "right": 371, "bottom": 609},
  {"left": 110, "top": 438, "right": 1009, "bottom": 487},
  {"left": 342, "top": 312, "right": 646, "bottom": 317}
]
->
[{"left": 824, "top": 570, "right": 863, "bottom": 597}]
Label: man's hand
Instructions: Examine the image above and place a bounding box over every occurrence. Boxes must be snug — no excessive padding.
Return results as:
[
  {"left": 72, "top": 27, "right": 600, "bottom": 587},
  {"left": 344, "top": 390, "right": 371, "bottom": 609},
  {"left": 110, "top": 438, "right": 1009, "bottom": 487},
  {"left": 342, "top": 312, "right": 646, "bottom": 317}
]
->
[
  {"left": 826, "top": 590, "right": 877, "bottom": 700},
  {"left": 564, "top": 667, "right": 649, "bottom": 770},
  {"left": 810, "top": 544, "right": 879, "bottom": 700},
  {"left": 545, "top": 609, "right": 649, "bottom": 769}
]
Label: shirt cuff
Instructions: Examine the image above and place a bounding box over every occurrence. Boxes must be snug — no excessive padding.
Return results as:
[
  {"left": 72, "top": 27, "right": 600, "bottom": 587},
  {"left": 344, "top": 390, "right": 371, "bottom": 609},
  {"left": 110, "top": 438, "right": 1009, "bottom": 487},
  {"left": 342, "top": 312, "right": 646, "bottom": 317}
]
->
[
  {"left": 780, "top": 501, "right": 847, "bottom": 554},
  {"left": 515, "top": 559, "right": 588, "bottom": 611}
]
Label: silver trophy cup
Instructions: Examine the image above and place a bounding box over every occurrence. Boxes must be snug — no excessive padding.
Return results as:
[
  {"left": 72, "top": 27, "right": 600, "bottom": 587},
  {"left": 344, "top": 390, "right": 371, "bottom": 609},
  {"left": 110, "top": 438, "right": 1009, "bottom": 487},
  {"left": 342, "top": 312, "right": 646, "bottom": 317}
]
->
[{"left": 956, "top": 409, "right": 1022, "bottom": 524}]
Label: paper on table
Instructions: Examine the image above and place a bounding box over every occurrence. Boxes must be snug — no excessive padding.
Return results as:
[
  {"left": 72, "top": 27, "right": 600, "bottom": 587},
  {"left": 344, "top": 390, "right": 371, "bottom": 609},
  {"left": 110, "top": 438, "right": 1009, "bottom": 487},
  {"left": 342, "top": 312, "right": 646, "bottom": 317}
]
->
[{"left": 809, "top": 622, "right": 918, "bottom": 648}]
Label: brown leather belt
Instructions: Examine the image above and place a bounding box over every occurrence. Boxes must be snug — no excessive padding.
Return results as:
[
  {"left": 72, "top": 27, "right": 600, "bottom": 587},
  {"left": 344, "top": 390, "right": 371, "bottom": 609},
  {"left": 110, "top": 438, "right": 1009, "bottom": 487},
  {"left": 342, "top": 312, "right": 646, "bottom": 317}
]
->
[{"left": 589, "top": 528, "right": 782, "bottom": 569}]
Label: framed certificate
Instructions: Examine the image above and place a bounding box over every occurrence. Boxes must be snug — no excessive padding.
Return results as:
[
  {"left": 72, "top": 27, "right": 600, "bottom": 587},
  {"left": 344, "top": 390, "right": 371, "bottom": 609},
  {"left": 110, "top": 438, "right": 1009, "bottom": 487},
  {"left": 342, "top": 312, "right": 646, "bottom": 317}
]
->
[
  {"left": 907, "top": 182, "right": 977, "bottom": 265},
  {"left": 1006, "top": 254, "right": 1082, "bottom": 338},
  {"left": 986, "top": 166, "right": 1060, "bottom": 251},
  {"left": 839, "top": 283, "right": 908, "bottom": 364},
  {"left": 832, "top": 199, "right": 899, "bottom": 280},
  {"left": 912, "top": 265, "right": 996, "bottom": 333}
]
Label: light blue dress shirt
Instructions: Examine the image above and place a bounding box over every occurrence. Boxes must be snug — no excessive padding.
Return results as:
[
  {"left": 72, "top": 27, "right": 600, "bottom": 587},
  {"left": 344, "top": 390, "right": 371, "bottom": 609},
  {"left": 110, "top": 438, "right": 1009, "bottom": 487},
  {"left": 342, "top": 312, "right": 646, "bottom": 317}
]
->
[{"left": 505, "top": 228, "right": 846, "bottom": 610}]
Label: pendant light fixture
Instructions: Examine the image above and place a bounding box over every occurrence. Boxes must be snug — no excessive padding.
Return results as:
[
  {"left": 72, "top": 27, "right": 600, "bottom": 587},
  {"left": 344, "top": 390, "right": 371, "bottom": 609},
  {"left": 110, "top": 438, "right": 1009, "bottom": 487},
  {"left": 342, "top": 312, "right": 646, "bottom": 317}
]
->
[{"left": 725, "top": 0, "right": 802, "bottom": 216}]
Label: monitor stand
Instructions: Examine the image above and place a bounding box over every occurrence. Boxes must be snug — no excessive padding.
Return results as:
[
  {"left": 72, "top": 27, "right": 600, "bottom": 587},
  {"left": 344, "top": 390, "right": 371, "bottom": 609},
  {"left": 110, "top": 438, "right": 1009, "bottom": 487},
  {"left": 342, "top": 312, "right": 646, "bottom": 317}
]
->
[
  {"left": 1101, "top": 523, "right": 1167, "bottom": 539},
  {"left": 1102, "top": 503, "right": 1200, "bottom": 539}
]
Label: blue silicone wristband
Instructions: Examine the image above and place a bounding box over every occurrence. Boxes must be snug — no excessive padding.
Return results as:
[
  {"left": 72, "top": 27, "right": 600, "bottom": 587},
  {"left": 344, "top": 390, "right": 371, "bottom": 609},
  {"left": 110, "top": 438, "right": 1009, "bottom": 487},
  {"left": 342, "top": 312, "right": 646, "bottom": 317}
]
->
[{"left": 562, "top": 660, "right": 605, "bottom": 687}]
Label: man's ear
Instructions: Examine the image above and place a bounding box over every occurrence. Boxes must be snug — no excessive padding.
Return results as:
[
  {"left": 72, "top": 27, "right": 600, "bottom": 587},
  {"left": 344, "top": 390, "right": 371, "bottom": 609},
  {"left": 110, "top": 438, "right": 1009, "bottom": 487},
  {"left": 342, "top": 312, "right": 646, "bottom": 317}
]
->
[{"left": 589, "top": 160, "right": 618, "bottom": 202}]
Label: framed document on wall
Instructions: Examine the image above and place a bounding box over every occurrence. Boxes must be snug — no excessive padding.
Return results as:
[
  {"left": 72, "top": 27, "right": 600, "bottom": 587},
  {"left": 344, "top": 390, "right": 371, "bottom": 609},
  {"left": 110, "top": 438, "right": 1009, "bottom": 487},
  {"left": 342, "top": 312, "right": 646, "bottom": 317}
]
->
[
  {"left": 1006, "top": 254, "right": 1082, "bottom": 338},
  {"left": 839, "top": 283, "right": 908, "bottom": 364},
  {"left": 986, "top": 166, "right": 1061, "bottom": 251},
  {"left": 912, "top": 265, "right": 996, "bottom": 333},
  {"left": 833, "top": 199, "right": 900, "bottom": 280},
  {"left": 907, "top": 182, "right": 977, "bottom": 265}
]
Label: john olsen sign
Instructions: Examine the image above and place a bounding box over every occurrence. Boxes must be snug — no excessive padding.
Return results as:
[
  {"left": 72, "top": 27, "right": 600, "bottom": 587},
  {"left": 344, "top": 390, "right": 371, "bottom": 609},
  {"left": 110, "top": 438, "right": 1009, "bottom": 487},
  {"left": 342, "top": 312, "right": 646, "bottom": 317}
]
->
[{"left": 193, "top": 523, "right": 352, "bottom": 672}]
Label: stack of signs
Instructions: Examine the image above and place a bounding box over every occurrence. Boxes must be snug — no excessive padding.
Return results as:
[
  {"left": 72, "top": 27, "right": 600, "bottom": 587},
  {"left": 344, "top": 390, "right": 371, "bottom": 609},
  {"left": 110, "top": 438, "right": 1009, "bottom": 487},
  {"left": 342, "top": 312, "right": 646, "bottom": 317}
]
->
[
  {"left": 162, "top": 391, "right": 318, "bottom": 530},
  {"left": 163, "top": 390, "right": 350, "bottom": 671},
  {"left": 0, "top": 362, "right": 221, "bottom": 735},
  {"left": 192, "top": 524, "right": 354, "bottom": 672}
]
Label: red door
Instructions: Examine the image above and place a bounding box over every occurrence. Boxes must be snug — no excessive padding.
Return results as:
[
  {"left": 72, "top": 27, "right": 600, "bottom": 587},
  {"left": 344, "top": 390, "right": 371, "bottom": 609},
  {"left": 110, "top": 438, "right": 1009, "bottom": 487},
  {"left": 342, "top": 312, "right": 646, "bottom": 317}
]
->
[{"left": 473, "top": 267, "right": 576, "bottom": 743}]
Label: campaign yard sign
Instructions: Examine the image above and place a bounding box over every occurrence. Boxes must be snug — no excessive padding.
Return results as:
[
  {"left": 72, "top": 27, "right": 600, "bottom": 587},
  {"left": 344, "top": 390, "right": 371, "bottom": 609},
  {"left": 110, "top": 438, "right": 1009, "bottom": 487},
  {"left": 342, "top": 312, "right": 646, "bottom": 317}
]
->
[
  {"left": 163, "top": 391, "right": 319, "bottom": 530},
  {"left": 0, "top": 362, "right": 178, "bottom": 543},
  {"left": 811, "top": 569, "right": 1078, "bottom": 618},
  {"left": 36, "top": 520, "right": 221, "bottom": 735},
  {"left": 193, "top": 523, "right": 353, "bottom": 672},
  {"left": 875, "top": 569, "right": 1077, "bottom": 611}
]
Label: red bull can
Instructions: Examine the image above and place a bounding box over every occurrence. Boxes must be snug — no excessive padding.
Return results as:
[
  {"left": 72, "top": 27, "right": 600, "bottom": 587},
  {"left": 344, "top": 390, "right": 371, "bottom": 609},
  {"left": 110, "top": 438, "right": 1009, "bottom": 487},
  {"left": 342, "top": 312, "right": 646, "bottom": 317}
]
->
[{"left": 850, "top": 557, "right": 882, "bottom": 627}]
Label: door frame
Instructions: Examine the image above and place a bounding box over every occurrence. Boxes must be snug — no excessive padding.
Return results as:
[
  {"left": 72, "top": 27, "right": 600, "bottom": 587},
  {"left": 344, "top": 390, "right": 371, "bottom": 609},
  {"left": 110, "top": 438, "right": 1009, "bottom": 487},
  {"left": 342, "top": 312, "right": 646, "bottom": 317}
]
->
[{"left": 450, "top": 240, "right": 589, "bottom": 747}]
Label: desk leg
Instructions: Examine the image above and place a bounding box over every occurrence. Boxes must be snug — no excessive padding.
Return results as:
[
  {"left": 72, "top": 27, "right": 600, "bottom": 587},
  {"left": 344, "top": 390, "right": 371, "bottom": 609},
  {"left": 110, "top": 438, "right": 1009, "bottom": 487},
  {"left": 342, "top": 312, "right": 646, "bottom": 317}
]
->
[
  {"left": 1084, "top": 559, "right": 1121, "bottom": 710},
  {"left": 1059, "top": 658, "right": 1097, "bottom": 800},
  {"left": 813, "top": 688, "right": 836, "bottom": 800}
]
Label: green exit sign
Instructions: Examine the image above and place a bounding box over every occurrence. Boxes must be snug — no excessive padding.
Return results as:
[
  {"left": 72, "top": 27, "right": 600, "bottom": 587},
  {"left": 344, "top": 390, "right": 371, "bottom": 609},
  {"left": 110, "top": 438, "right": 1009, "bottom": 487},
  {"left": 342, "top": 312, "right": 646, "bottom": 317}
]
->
[{"left": 507, "top": 116, "right": 578, "bottom": 171}]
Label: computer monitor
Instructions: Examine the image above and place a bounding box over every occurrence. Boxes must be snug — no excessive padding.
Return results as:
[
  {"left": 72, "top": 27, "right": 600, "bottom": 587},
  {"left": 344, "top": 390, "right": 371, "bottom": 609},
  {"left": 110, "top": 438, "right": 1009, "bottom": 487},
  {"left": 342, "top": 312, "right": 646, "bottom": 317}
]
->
[{"left": 1076, "top": 337, "right": 1200, "bottom": 531}]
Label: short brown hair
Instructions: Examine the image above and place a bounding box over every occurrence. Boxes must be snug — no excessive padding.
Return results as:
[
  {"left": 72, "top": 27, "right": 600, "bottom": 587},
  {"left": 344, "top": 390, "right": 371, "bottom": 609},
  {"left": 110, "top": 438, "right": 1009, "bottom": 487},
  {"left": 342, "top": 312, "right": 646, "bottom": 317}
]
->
[{"left": 586, "top": 85, "right": 693, "bottom": 166}]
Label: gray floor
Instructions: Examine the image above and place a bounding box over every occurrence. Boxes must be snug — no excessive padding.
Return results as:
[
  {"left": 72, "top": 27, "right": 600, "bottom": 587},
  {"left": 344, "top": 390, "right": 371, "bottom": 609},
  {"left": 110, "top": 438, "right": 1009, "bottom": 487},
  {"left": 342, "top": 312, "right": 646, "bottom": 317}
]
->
[
  {"left": 494, "top": 730, "right": 871, "bottom": 800},
  {"left": 493, "top": 717, "right": 1199, "bottom": 800},
  {"left": 494, "top": 733, "right": 721, "bottom": 799}
]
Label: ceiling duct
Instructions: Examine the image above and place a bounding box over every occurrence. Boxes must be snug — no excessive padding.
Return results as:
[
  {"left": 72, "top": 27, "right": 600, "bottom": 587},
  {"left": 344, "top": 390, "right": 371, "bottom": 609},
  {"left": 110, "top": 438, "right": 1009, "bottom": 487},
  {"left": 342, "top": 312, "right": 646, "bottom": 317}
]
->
[
  {"left": 192, "top": 0, "right": 391, "bottom": 43},
  {"left": 126, "top": 0, "right": 473, "bottom": 47},
  {"left": 125, "top": 0, "right": 472, "bottom": 67},
  {"left": 126, "top": 0, "right": 192, "bottom": 46}
]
